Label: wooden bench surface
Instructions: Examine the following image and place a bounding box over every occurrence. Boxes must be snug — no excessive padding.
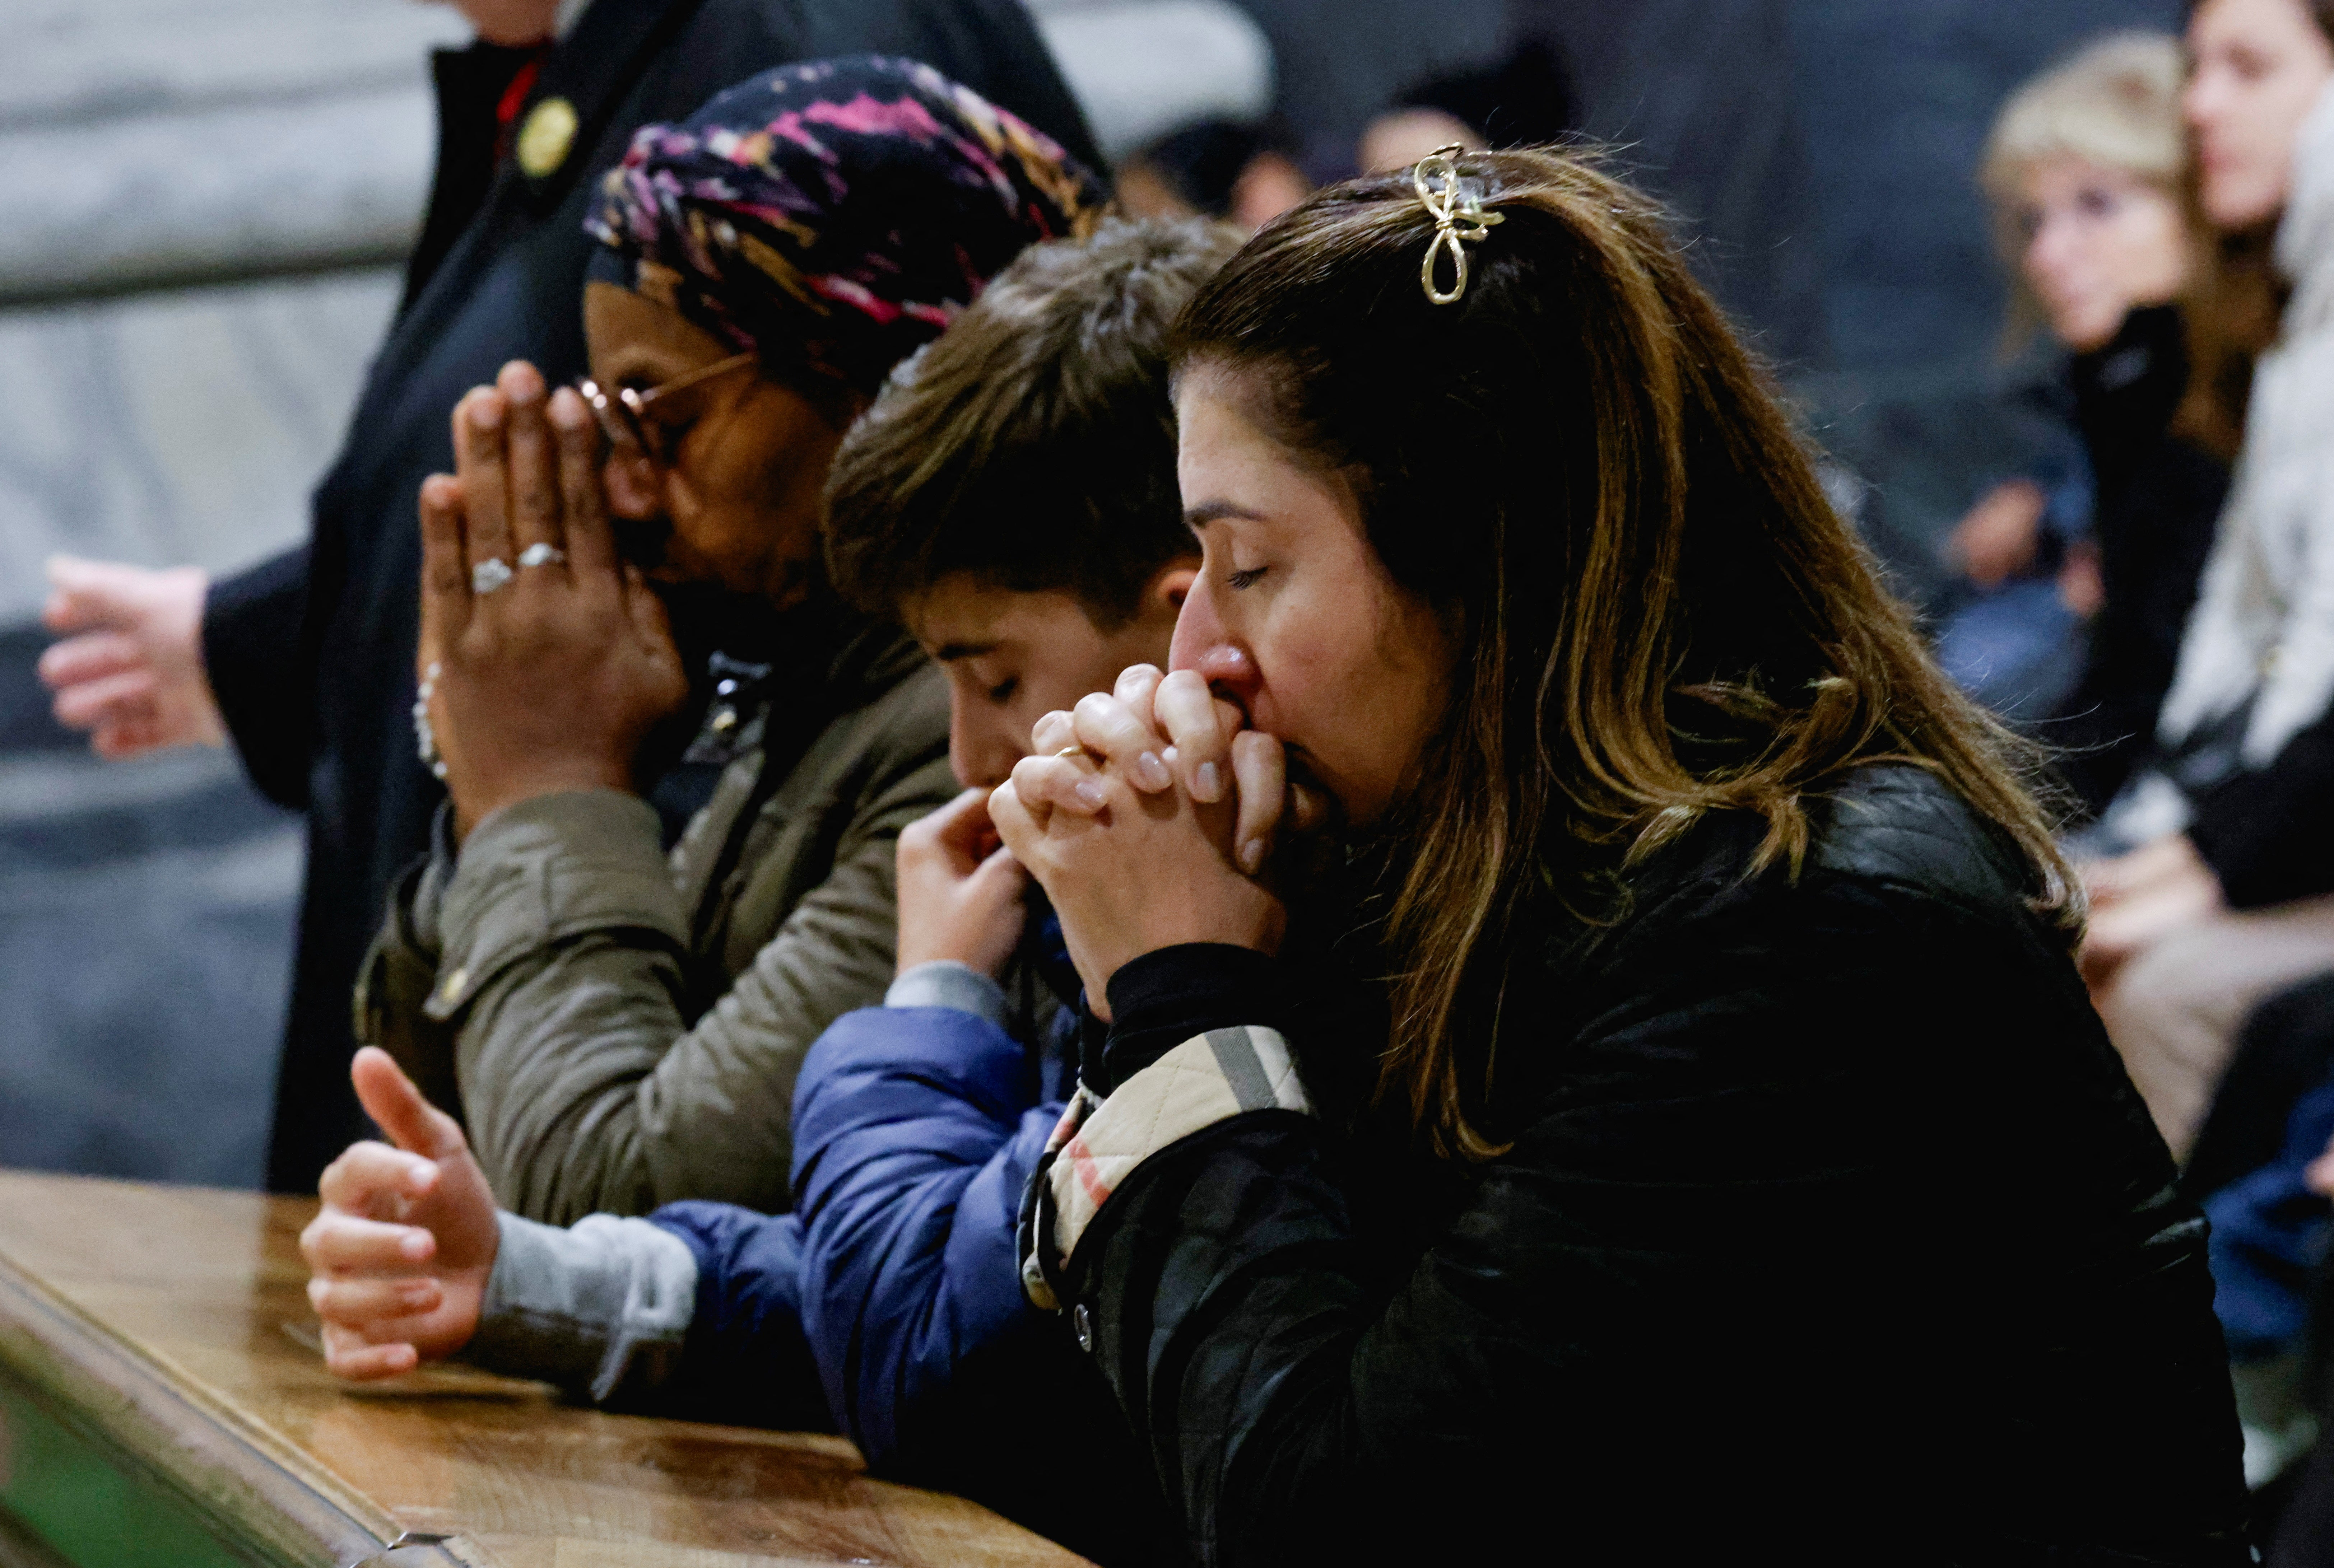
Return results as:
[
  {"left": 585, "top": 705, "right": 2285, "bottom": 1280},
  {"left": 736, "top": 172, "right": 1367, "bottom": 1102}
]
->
[{"left": 0, "top": 1168, "right": 1094, "bottom": 1568}]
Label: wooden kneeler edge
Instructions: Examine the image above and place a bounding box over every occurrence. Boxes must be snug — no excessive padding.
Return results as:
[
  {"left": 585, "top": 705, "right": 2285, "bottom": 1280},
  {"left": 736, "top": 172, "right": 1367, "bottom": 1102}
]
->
[{"left": 0, "top": 1248, "right": 499, "bottom": 1568}]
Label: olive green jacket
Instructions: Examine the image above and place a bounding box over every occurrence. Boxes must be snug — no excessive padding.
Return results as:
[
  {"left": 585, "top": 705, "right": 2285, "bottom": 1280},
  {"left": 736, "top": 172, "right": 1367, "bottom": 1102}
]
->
[{"left": 355, "top": 629, "right": 955, "bottom": 1225}]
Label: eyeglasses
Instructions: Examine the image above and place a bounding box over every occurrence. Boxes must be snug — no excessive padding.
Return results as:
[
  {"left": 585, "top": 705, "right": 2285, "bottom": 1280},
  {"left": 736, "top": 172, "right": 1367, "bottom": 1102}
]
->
[{"left": 575, "top": 351, "right": 758, "bottom": 465}]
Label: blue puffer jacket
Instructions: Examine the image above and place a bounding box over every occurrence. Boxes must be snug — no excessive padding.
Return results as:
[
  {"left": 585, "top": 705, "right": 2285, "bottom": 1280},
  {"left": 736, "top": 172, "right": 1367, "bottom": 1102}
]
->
[
  {"left": 646, "top": 941, "right": 1162, "bottom": 1563},
  {"left": 647, "top": 1003, "right": 1070, "bottom": 1442},
  {"left": 790, "top": 999, "right": 1075, "bottom": 1455}
]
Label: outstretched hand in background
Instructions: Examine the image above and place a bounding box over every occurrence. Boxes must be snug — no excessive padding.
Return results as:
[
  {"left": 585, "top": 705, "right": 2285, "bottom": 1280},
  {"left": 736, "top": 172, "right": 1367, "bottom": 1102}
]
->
[{"left": 38, "top": 556, "right": 223, "bottom": 758}]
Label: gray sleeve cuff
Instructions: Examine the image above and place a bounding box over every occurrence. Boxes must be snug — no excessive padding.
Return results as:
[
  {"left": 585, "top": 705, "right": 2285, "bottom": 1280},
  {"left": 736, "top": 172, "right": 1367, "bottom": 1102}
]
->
[
  {"left": 467, "top": 1211, "right": 699, "bottom": 1405},
  {"left": 884, "top": 960, "right": 1010, "bottom": 1028}
]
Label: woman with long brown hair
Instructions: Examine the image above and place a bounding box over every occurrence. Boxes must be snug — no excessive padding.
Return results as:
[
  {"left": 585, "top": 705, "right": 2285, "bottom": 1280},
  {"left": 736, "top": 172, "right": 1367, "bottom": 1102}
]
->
[{"left": 990, "top": 148, "right": 2246, "bottom": 1562}]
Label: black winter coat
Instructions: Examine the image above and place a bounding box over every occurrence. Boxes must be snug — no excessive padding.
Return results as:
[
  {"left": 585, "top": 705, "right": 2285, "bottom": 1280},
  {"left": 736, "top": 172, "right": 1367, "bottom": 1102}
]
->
[
  {"left": 196, "top": 0, "right": 1098, "bottom": 1192},
  {"left": 2055, "top": 305, "right": 2228, "bottom": 813},
  {"left": 1059, "top": 766, "right": 2248, "bottom": 1565},
  {"left": 2185, "top": 704, "right": 2334, "bottom": 907}
]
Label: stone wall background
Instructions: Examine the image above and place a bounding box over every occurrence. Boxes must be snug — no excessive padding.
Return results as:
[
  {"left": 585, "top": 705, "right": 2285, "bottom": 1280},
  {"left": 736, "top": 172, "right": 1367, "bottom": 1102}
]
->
[
  {"left": 0, "top": 0, "right": 2183, "bottom": 1187},
  {"left": 0, "top": 0, "right": 456, "bottom": 1184}
]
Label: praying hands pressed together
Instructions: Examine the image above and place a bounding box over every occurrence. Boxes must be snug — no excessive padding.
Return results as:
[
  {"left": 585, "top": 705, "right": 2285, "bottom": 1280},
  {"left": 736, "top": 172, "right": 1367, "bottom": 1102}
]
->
[{"left": 414, "top": 363, "right": 688, "bottom": 841}]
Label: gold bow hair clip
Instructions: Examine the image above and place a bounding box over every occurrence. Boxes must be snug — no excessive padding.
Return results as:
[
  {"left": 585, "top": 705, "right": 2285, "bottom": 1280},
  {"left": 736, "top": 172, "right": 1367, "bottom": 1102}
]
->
[{"left": 1413, "top": 144, "right": 1503, "bottom": 305}]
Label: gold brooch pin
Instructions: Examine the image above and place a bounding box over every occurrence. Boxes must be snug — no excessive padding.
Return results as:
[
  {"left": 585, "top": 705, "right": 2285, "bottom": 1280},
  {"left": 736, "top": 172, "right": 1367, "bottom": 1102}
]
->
[
  {"left": 518, "top": 96, "right": 579, "bottom": 179},
  {"left": 1413, "top": 144, "right": 1502, "bottom": 305}
]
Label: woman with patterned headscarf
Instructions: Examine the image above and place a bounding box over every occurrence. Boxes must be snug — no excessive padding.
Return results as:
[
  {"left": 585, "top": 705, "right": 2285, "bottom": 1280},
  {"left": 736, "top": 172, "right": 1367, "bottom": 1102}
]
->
[{"left": 335, "top": 56, "right": 1101, "bottom": 1231}]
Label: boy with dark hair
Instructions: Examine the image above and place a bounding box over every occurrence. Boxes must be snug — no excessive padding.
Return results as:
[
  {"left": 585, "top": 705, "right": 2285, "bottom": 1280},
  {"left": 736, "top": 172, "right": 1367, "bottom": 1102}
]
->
[
  {"left": 298, "top": 218, "right": 1238, "bottom": 1563},
  {"left": 826, "top": 217, "right": 1222, "bottom": 797},
  {"left": 828, "top": 219, "right": 1202, "bottom": 623}
]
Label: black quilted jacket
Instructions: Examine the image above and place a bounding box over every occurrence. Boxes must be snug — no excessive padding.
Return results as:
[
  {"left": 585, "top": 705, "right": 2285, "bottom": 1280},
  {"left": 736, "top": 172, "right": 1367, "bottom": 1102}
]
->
[{"left": 1060, "top": 766, "right": 2249, "bottom": 1565}]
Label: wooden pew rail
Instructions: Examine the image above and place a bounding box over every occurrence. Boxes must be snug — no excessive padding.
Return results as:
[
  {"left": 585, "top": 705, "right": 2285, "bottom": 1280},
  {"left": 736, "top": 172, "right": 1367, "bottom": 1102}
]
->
[{"left": 0, "top": 1171, "right": 1092, "bottom": 1568}]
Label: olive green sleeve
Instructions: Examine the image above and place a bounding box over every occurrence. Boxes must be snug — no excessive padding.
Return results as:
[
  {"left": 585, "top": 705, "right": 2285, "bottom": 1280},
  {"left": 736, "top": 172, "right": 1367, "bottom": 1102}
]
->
[
  {"left": 627, "top": 756, "right": 961, "bottom": 1210},
  {"left": 426, "top": 789, "right": 691, "bottom": 1223},
  {"left": 433, "top": 759, "right": 958, "bottom": 1225},
  {"left": 352, "top": 817, "right": 465, "bottom": 1116}
]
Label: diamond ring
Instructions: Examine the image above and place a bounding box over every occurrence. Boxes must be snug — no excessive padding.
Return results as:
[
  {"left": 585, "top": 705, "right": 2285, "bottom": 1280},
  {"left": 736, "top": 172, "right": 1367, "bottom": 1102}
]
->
[
  {"left": 471, "top": 557, "right": 514, "bottom": 595},
  {"left": 517, "top": 542, "right": 567, "bottom": 568}
]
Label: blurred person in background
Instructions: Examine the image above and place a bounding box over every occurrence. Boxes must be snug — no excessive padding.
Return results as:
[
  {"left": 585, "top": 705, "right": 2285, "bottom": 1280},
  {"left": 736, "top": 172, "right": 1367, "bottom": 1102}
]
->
[
  {"left": 2230, "top": 1048, "right": 2334, "bottom": 1556},
  {"left": 1938, "top": 34, "right": 2230, "bottom": 808},
  {"left": 2171, "top": 970, "right": 2334, "bottom": 1503},
  {"left": 1115, "top": 117, "right": 1311, "bottom": 234},
  {"left": 1355, "top": 34, "right": 1576, "bottom": 174},
  {"left": 1017, "top": 0, "right": 1274, "bottom": 167},
  {"left": 2083, "top": 0, "right": 2334, "bottom": 1160},
  {"left": 34, "top": 0, "right": 1098, "bottom": 1195},
  {"left": 362, "top": 59, "right": 1102, "bottom": 1226},
  {"left": 1927, "top": 456, "right": 2098, "bottom": 721}
]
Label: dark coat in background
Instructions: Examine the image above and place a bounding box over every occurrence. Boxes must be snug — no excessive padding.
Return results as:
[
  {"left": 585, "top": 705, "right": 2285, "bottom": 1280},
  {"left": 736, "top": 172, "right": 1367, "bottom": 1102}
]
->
[
  {"left": 2054, "top": 304, "right": 2229, "bottom": 815},
  {"left": 2182, "top": 974, "right": 2334, "bottom": 1562},
  {"left": 197, "top": 0, "right": 1101, "bottom": 1194}
]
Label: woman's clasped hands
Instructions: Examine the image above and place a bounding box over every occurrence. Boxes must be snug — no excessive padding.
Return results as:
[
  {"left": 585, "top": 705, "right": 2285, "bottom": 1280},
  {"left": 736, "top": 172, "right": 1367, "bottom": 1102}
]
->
[
  {"left": 989, "top": 665, "right": 1307, "bottom": 1015},
  {"left": 418, "top": 360, "right": 689, "bottom": 840}
]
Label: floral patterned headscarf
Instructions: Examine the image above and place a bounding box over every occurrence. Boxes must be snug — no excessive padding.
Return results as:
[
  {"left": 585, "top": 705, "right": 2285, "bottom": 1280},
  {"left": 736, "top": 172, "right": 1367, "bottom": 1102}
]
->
[{"left": 587, "top": 55, "right": 1105, "bottom": 396}]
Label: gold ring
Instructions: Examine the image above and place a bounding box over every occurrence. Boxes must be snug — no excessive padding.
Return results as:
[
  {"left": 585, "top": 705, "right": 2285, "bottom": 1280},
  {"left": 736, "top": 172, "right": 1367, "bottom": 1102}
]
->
[{"left": 1055, "top": 745, "right": 1088, "bottom": 760}]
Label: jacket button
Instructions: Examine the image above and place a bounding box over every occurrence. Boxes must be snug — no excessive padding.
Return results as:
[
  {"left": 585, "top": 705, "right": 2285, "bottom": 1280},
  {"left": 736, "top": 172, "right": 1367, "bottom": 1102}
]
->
[
  {"left": 1072, "top": 1303, "right": 1093, "bottom": 1353},
  {"left": 517, "top": 96, "right": 578, "bottom": 179}
]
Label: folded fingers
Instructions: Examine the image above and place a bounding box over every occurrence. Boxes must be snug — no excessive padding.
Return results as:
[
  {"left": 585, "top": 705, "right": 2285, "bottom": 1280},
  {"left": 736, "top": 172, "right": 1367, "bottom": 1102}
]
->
[
  {"left": 1008, "top": 749, "right": 1109, "bottom": 818},
  {"left": 452, "top": 386, "right": 514, "bottom": 577},
  {"left": 1028, "top": 708, "right": 1078, "bottom": 756},
  {"left": 318, "top": 1139, "right": 439, "bottom": 1215},
  {"left": 1111, "top": 663, "right": 1164, "bottom": 718},
  {"left": 38, "top": 566, "right": 131, "bottom": 635},
  {"left": 1154, "top": 670, "right": 1232, "bottom": 803},
  {"left": 1229, "top": 730, "right": 1286, "bottom": 873},
  {"left": 915, "top": 785, "right": 1000, "bottom": 860},
  {"left": 988, "top": 778, "right": 1042, "bottom": 859},
  {"left": 321, "top": 1322, "right": 421, "bottom": 1381},
  {"left": 418, "top": 473, "right": 472, "bottom": 652},
  {"left": 309, "top": 1274, "right": 445, "bottom": 1327},
  {"left": 301, "top": 1209, "right": 437, "bottom": 1278},
  {"left": 549, "top": 386, "right": 615, "bottom": 580},
  {"left": 92, "top": 715, "right": 167, "bottom": 759},
  {"left": 1071, "top": 691, "right": 1172, "bottom": 792},
  {"left": 496, "top": 363, "right": 564, "bottom": 575}
]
